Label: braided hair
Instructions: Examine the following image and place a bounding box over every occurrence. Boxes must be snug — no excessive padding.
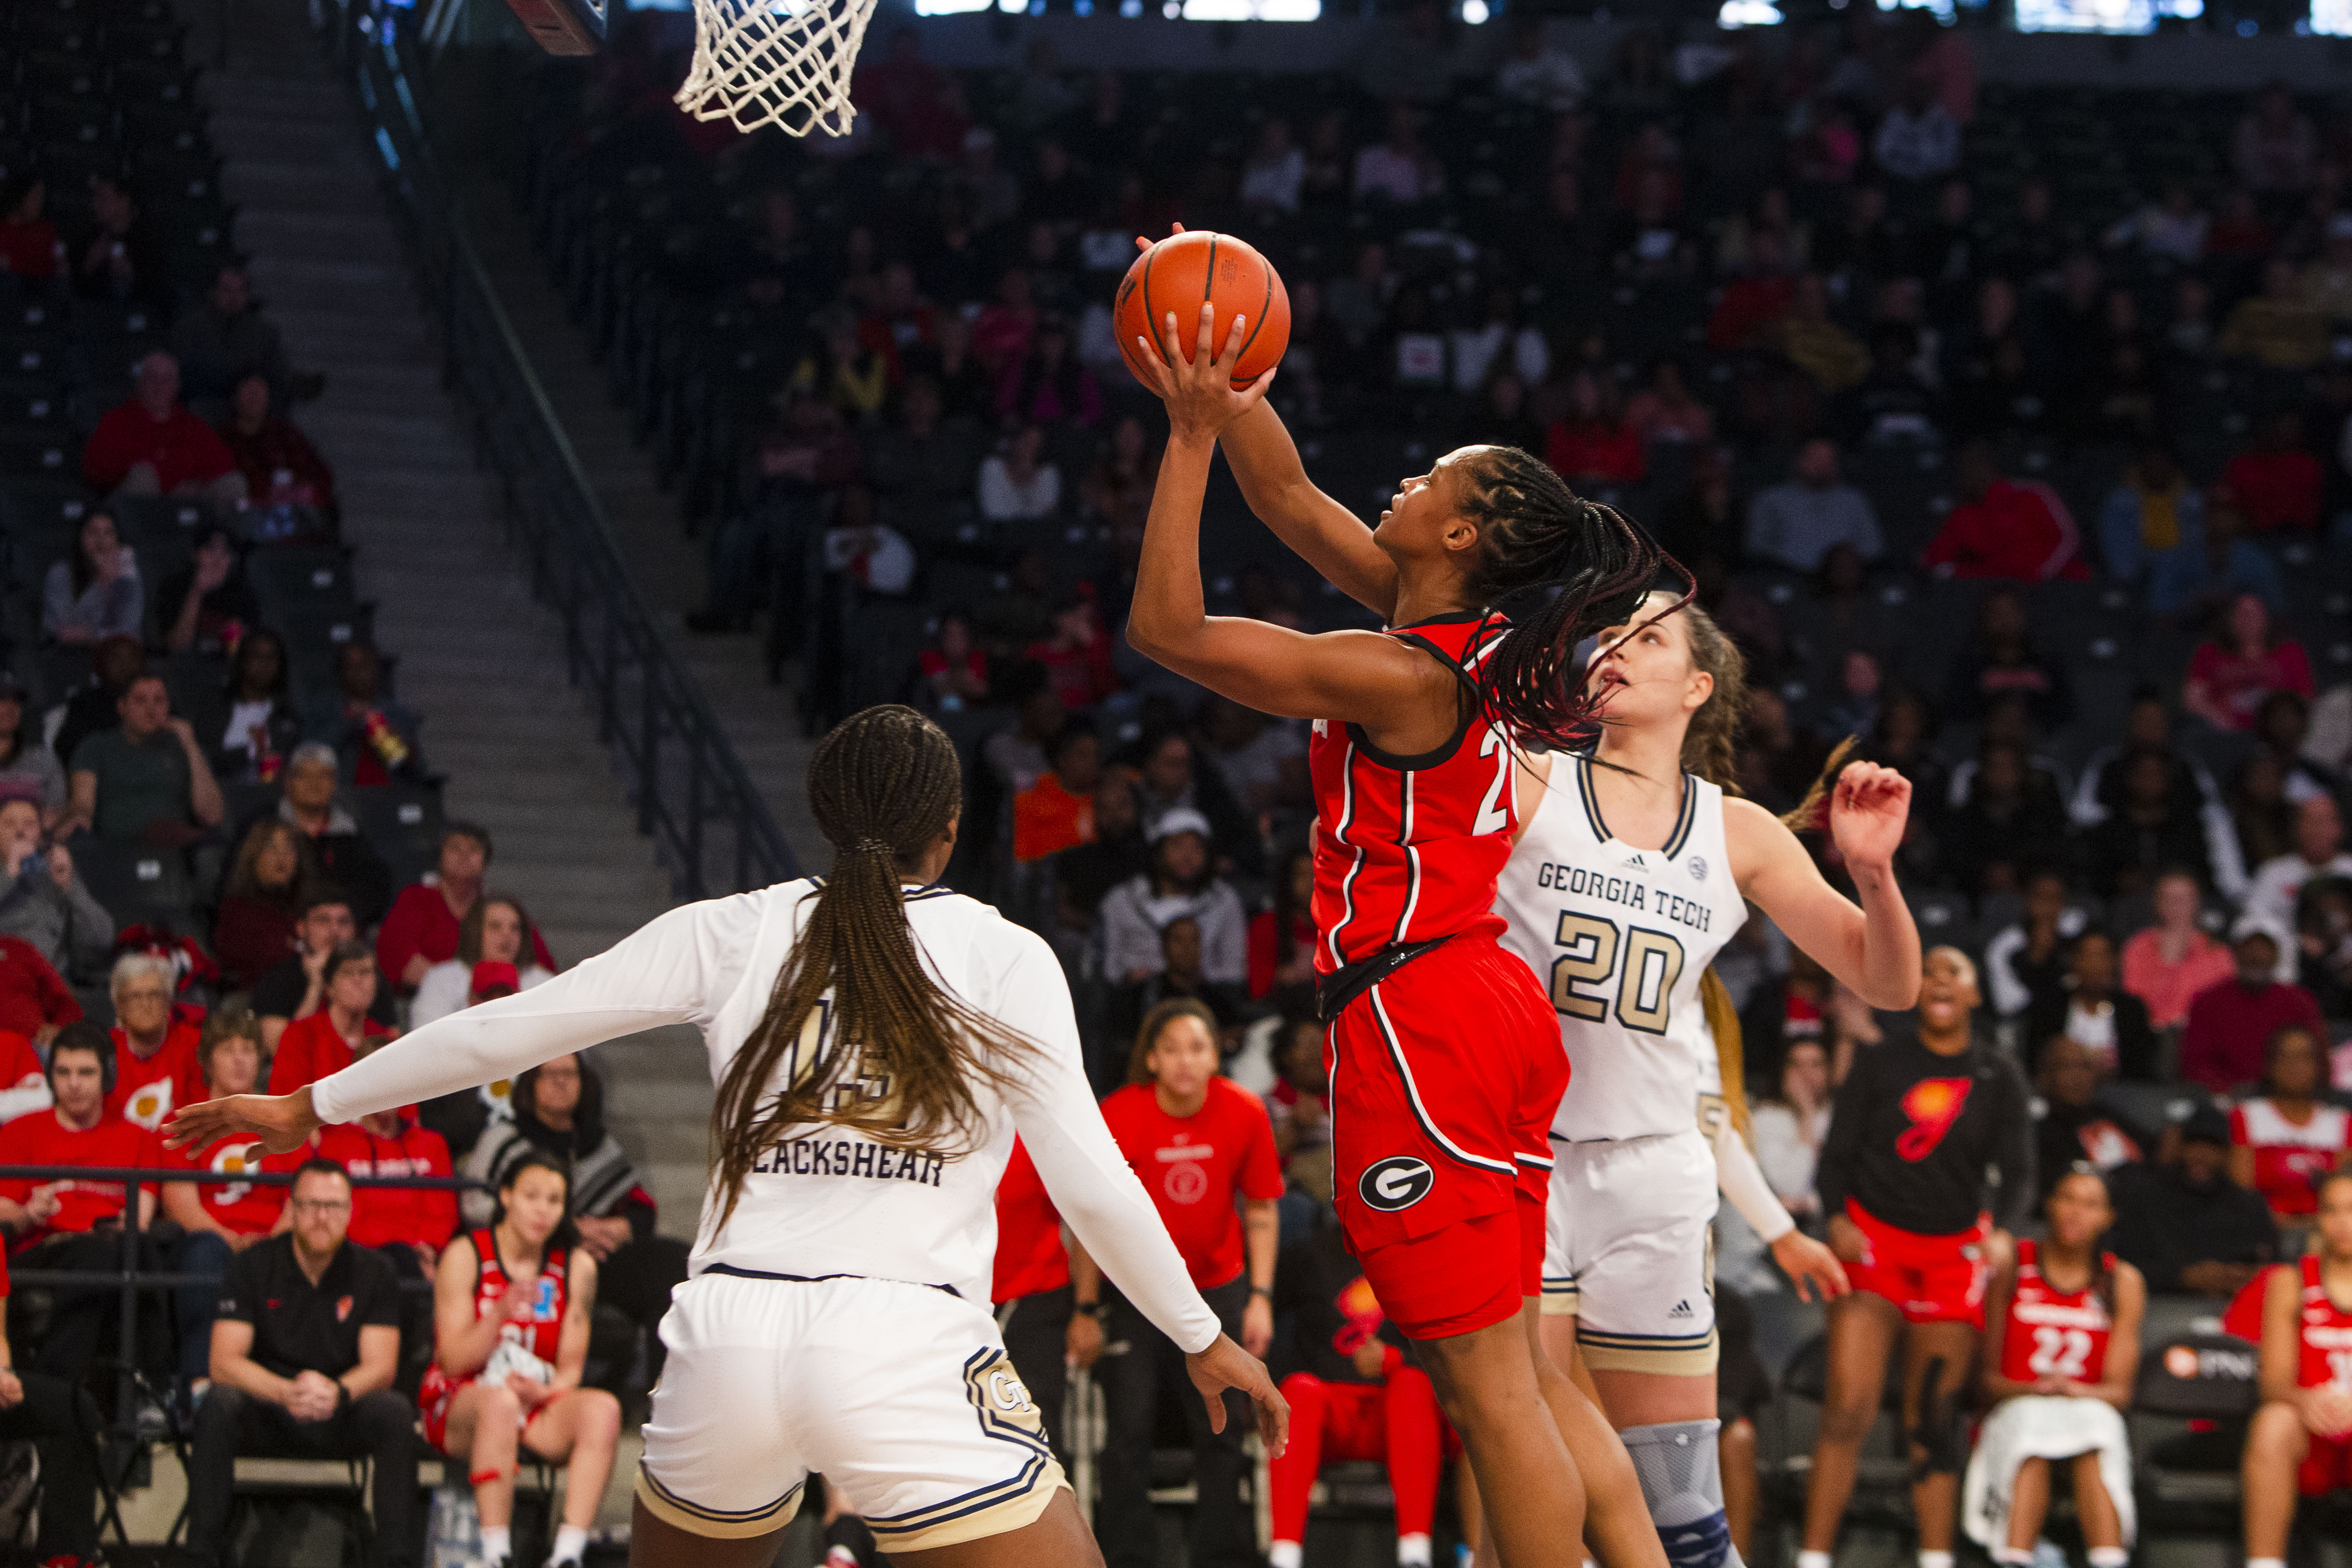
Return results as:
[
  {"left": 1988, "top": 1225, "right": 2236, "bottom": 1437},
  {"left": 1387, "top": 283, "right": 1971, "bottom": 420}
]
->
[
  {"left": 1453, "top": 447, "right": 1678, "bottom": 752},
  {"left": 708, "top": 705, "right": 1036, "bottom": 1228}
]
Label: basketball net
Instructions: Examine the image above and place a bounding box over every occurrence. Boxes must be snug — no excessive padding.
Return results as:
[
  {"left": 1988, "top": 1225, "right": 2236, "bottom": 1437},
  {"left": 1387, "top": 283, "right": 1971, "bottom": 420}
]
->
[{"left": 675, "top": 0, "right": 877, "bottom": 137}]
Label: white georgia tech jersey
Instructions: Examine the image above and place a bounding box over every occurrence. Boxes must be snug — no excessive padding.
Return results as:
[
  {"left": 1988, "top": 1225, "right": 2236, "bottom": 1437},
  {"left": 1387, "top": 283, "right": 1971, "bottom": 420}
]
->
[
  {"left": 309, "top": 879, "right": 1220, "bottom": 1351},
  {"left": 1496, "top": 754, "right": 1748, "bottom": 1143}
]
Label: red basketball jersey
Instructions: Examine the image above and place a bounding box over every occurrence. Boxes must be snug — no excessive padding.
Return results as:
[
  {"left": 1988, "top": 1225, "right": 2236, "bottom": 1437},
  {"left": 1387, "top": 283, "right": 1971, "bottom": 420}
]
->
[
  {"left": 467, "top": 1227, "right": 568, "bottom": 1367},
  {"left": 1998, "top": 1239, "right": 2114, "bottom": 1384},
  {"left": 1309, "top": 611, "right": 1515, "bottom": 975},
  {"left": 2298, "top": 1253, "right": 2352, "bottom": 1391}
]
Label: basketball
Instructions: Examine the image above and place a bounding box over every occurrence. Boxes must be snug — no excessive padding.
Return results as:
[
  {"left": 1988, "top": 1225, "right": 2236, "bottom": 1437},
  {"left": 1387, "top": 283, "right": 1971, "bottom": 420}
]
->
[{"left": 1115, "top": 230, "right": 1290, "bottom": 393}]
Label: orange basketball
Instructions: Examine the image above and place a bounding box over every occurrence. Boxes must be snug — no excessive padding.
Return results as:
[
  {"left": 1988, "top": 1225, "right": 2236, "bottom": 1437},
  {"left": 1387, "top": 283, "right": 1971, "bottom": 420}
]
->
[{"left": 1114, "top": 230, "right": 1289, "bottom": 393}]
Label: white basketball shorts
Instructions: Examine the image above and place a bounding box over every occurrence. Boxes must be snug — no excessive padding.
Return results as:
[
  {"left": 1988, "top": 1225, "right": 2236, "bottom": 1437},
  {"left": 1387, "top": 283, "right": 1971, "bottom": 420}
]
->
[
  {"left": 635, "top": 1270, "right": 1069, "bottom": 1545},
  {"left": 1541, "top": 1127, "right": 1720, "bottom": 1374}
]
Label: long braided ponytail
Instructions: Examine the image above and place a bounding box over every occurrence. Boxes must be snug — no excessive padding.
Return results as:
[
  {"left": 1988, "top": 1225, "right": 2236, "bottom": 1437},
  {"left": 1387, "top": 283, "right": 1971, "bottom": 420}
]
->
[
  {"left": 1454, "top": 446, "right": 1680, "bottom": 752},
  {"left": 707, "top": 705, "right": 1037, "bottom": 1228}
]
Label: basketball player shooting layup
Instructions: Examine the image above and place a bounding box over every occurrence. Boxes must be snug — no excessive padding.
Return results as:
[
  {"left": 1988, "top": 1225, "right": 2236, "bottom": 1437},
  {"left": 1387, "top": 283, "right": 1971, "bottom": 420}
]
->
[
  {"left": 1125, "top": 302, "right": 1674, "bottom": 1568},
  {"left": 1496, "top": 592, "right": 1920, "bottom": 1568},
  {"left": 166, "top": 706, "right": 1286, "bottom": 1568}
]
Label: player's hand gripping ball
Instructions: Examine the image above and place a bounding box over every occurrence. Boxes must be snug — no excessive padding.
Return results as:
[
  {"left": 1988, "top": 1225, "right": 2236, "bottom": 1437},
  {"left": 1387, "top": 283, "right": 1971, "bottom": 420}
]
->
[{"left": 1116, "top": 228, "right": 1289, "bottom": 392}]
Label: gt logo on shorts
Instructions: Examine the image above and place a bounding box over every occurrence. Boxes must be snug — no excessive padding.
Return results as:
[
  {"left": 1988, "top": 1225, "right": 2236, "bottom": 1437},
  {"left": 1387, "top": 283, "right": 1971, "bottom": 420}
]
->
[{"left": 1359, "top": 1156, "right": 1435, "bottom": 1212}]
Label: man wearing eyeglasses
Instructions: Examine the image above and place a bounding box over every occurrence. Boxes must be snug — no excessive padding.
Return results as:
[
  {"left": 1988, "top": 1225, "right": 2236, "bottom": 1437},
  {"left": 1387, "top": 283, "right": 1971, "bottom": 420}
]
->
[{"left": 178, "top": 1158, "right": 420, "bottom": 1568}]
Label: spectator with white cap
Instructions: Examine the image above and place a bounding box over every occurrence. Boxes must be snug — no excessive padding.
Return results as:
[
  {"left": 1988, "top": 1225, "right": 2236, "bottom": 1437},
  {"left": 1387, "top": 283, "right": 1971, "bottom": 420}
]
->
[
  {"left": 2179, "top": 916, "right": 2326, "bottom": 1092},
  {"left": 1097, "top": 806, "right": 1248, "bottom": 988}
]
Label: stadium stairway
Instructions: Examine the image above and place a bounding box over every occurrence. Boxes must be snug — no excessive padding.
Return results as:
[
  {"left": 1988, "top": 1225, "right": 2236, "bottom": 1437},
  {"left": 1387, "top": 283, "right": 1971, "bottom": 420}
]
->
[
  {"left": 459, "top": 186, "right": 829, "bottom": 869},
  {"left": 196, "top": 0, "right": 713, "bottom": 1222}
]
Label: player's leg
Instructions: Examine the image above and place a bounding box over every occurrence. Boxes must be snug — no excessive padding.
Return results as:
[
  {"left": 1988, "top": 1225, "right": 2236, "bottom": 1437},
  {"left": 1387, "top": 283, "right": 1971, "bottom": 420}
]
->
[
  {"left": 1899, "top": 1318, "right": 1978, "bottom": 1558},
  {"left": 1998, "top": 1457, "right": 2049, "bottom": 1560},
  {"left": 1717, "top": 1419, "right": 1757, "bottom": 1563},
  {"left": 1382, "top": 1362, "right": 1445, "bottom": 1564},
  {"left": 889, "top": 1489, "right": 1106, "bottom": 1568},
  {"left": 2241, "top": 1401, "right": 2311, "bottom": 1562},
  {"left": 442, "top": 1382, "right": 522, "bottom": 1538},
  {"left": 2065, "top": 1450, "right": 2127, "bottom": 1565},
  {"left": 1268, "top": 1374, "right": 1335, "bottom": 1565},
  {"left": 1521, "top": 1303, "right": 1671, "bottom": 1568},
  {"left": 1415, "top": 1309, "right": 1589, "bottom": 1568},
  {"left": 1799, "top": 1291, "right": 1901, "bottom": 1556},
  {"left": 523, "top": 1387, "right": 627, "bottom": 1549},
  {"left": 629, "top": 1497, "right": 792, "bottom": 1568}
]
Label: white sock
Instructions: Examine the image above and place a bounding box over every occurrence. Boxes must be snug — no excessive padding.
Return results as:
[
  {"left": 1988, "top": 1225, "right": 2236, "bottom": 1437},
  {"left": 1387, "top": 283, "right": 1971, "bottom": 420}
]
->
[
  {"left": 2247, "top": 1559, "right": 2286, "bottom": 1568},
  {"left": 1399, "top": 1534, "right": 1433, "bottom": 1567},
  {"left": 2085, "top": 1551, "right": 2127, "bottom": 1568},
  {"left": 1990, "top": 1551, "right": 2034, "bottom": 1565},
  {"left": 1270, "top": 1543, "right": 1304, "bottom": 1568},
  {"left": 1798, "top": 1552, "right": 1831, "bottom": 1568},
  {"left": 1920, "top": 1552, "right": 1955, "bottom": 1568},
  {"left": 479, "top": 1525, "right": 512, "bottom": 1564},
  {"left": 549, "top": 1524, "right": 590, "bottom": 1565}
]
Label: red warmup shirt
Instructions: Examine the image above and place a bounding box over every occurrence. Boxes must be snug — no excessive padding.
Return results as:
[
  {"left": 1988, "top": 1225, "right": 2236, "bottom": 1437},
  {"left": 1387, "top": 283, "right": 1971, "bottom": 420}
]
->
[
  {"left": 0, "top": 1112, "right": 158, "bottom": 1251},
  {"left": 2179, "top": 978, "right": 2325, "bottom": 1092},
  {"left": 1921, "top": 480, "right": 2088, "bottom": 582},
  {"left": 992, "top": 1137, "right": 1070, "bottom": 1303},
  {"left": 107, "top": 1022, "right": 207, "bottom": 1134},
  {"left": 2223, "top": 448, "right": 2324, "bottom": 533},
  {"left": 80, "top": 401, "right": 237, "bottom": 492},
  {"left": 0, "top": 937, "right": 80, "bottom": 1039},
  {"left": 1099, "top": 1077, "right": 1282, "bottom": 1288},
  {"left": 0, "top": 1032, "right": 45, "bottom": 1120},
  {"left": 374, "top": 884, "right": 557, "bottom": 986},
  {"left": 168, "top": 1133, "right": 296, "bottom": 1237},
  {"left": 2230, "top": 1099, "right": 2352, "bottom": 1217},
  {"left": 313, "top": 1117, "right": 458, "bottom": 1252},
  {"left": 266, "top": 1009, "right": 395, "bottom": 1097}
]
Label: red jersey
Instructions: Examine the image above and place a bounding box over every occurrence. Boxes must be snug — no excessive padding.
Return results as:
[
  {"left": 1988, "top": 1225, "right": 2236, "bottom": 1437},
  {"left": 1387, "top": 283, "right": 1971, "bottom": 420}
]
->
[
  {"left": 108, "top": 1023, "right": 207, "bottom": 1134},
  {"left": 1998, "top": 1239, "right": 2115, "bottom": 1384},
  {"left": 418, "top": 1227, "right": 570, "bottom": 1449},
  {"left": 267, "top": 1010, "right": 395, "bottom": 1097},
  {"left": 1099, "top": 1077, "right": 1283, "bottom": 1287},
  {"left": 2232, "top": 1099, "right": 2350, "bottom": 1218},
  {"left": 168, "top": 1134, "right": 295, "bottom": 1237},
  {"left": 313, "top": 1117, "right": 458, "bottom": 1252},
  {"left": 2299, "top": 1253, "right": 2352, "bottom": 1390},
  {"left": 992, "top": 1137, "right": 1069, "bottom": 1303},
  {"left": 1309, "top": 611, "right": 1516, "bottom": 975},
  {"left": 0, "top": 1112, "right": 157, "bottom": 1248}
]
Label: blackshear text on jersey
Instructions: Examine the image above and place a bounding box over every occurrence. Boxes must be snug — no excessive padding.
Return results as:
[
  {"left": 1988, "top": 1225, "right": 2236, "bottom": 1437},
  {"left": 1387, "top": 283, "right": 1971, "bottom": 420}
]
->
[{"left": 748, "top": 1135, "right": 948, "bottom": 1186}]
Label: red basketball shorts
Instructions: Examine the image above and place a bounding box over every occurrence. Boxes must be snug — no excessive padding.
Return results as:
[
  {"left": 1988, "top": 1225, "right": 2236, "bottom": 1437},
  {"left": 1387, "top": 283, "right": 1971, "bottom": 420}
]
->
[
  {"left": 2300, "top": 1431, "right": 2352, "bottom": 1497},
  {"left": 1842, "top": 1200, "right": 1991, "bottom": 1328},
  {"left": 1327, "top": 934, "right": 1565, "bottom": 1341}
]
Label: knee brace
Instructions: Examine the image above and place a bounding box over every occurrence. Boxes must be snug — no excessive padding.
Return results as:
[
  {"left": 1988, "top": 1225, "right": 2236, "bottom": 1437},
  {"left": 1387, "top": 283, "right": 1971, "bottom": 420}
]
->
[
  {"left": 1620, "top": 1420, "right": 1743, "bottom": 1568},
  {"left": 1906, "top": 1359, "right": 1967, "bottom": 1481}
]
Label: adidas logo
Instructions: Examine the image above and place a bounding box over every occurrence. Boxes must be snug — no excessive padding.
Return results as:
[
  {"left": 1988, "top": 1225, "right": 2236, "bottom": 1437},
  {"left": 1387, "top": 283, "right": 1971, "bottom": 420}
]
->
[{"left": 1667, "top": 1299, "right": 1694, "bottom": 1319}]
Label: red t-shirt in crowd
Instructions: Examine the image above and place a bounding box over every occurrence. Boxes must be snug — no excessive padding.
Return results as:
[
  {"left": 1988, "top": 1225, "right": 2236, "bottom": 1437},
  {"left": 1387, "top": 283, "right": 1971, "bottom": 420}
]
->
[
  {"left": 374, "top": 884, "right": 557, "bottom": 987},
  {"left": 2222, "top": 448, "right": 2324, "bottom": 533},
  {"left": 1545, "top": 420, "right": 1646, "bottom": 485},
  {"left": 1099, "top": 1077, "right": 1282, "bottom": 1288},
  {"left": 1920, "top": 480, "right": 2088, "bottom": 582},
  {"left": 313, "top": 1117, "right": 458, "bottom": 1252},
  {"left": 1246, "top": 911, "right": 1317, "bottom": 999},
  {"left": 0, "top": 1032, "right": 45, "bottom": 1120},
  {"left": 266, "top": 1009, "right": 394, "bottom": 1097},
  {"left": 0, "top": 1112, "right": 159, "bottom": 1250},
  {"left": 2231, "top": 1098, "right": 2352, "bottom": 1217},
  {"left": 992, "top": 1137, "right": 1069, "bottom": 1303},
  {"left": 2179, "top": 978, "right": 2326, "bottom": 1092},
  {"left": 80, "top": 400, "right": 237, "bottom": 492},
  {"left": 0, "top": 937, "right": 80, "bottom": 1040},
  {"left": 2186, "top": 640, "right": 2317, "bottom": 732},
  {"left": 108, "top": 1022, "right": 207, "bottom": 1134},
  {"left": 168, "top": 1133, "right": 296, "bottom": 1237}
]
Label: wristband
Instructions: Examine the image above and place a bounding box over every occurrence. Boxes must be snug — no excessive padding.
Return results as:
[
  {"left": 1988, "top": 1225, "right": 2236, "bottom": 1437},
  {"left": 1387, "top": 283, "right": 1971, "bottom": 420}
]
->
[
  {"left": 1250, "top": 1285, "right": 1273, "bottom": 1300},
  {"left": 1078, "top": 1301, "right": 1107, "bottom": 1320},
  {"left": 336, "top": 1382, "right": 351, "bottom": 1410}
]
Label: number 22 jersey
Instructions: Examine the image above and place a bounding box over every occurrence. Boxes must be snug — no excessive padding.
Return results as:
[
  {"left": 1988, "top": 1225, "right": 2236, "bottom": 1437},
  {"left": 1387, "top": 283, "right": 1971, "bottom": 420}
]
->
[{"left": 1495, "top": 753, "right": 1746, "bottom": 1142}]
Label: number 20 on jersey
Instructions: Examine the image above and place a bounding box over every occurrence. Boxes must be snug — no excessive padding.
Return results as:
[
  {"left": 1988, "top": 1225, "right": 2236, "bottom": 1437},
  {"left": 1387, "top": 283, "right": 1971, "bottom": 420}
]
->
[{"left": 1547, "top": 911, "right": 1686, "bottom": 1035}]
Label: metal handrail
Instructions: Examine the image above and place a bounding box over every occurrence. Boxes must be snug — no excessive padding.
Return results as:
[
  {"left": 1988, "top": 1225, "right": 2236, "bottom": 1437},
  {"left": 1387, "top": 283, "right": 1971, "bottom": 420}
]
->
[{"left": 328, "top": 1, "right": 798, "bottom": 900}]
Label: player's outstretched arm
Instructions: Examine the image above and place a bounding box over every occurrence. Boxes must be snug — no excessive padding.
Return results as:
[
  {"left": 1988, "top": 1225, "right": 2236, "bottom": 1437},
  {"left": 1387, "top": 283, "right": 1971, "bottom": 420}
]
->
[
  {"left": 164, "top": 1085, "right": 321, "bottom": 1155},
  {"left": 1187, "top": 1332, "right": 1290, "bottom": 1455},
  {"left": 1725, "top": 762, "right": 1921, "bottom": 1011},
  {"left": 1126, "top": 303, "right": 1438, "bottom": 728}
]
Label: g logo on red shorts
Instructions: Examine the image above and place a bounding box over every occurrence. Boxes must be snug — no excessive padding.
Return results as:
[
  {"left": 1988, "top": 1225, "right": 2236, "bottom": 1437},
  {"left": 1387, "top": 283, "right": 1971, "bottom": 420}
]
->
[{"left": 1359, "top": 1156, "right": 1434, "bottom": 1212}]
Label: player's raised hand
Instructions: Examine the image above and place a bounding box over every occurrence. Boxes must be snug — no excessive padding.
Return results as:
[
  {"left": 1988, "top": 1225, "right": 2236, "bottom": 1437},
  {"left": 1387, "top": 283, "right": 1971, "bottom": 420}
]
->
[
  {"left": 1826, "top": 760, "right": 1910, "bottom": 871},
  {"left": 1769, "top": 1227, "right": 1851, "bottom": 1303},
  {"left": 1186, "top": 1332, "right": 1290, "bottom": 1458},
  {"left": 165, "top": 1088, "right": 322, "bottom": 1156},
  {"left": 1140, "top": 301, "right": 1274, "bottom": 443}
]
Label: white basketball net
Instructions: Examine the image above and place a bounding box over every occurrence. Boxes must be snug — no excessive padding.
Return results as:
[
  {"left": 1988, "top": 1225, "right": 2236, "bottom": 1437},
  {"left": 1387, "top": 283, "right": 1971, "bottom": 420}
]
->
[{"left": 675, "top": 0, "right": 877, "bottom": 138}]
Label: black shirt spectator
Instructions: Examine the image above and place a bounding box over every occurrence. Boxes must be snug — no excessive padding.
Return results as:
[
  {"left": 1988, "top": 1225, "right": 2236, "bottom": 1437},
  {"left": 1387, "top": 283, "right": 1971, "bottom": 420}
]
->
[
  {"left": 1943, "top": 589, "right": 2075, "bottom": 731},
  {"left": 2031, "top": 1037, "right": 2151, "bottom": 1202},
  {"left": 1816, "top": 1025, "right": 2036, "bottom": 1237},
  {"left": 185, "top": 1161, "right": 419, "bottom": 1568},
  {"left": 48, "top": 635, "right": 147, "bottom": 780},
  {"left": 251, "top": 888, "right": 398, "bottom": 1054},
  {"left": 2078, "top": 748, "right": 2213, "bottom": 901},
  {"left": 249, "top": 744, "right": 393, "bottom": 926},
  {"left": 2023, "top": 931, "right": 2158, "bottom": 1082},
  {"left": 2107, "top": 1105, "right": 2280, "bottom": 1297}
]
